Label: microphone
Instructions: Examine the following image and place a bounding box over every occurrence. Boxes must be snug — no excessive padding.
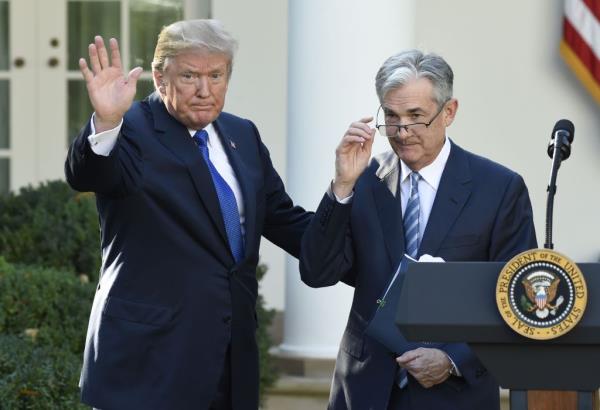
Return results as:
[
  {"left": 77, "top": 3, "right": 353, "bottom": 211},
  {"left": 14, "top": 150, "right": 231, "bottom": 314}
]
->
[
  {"left": 547, "top": 119, "right": 574, "bottom": 160},
  {"left": 544, "top": 119, "right": 575, "bottom": 249}
]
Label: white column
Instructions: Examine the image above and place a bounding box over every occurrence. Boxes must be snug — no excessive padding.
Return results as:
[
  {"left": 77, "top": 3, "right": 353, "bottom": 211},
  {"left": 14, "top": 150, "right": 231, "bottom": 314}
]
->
[
  {"left": 281, "top": 0, "right": 416, "bottom": 358},
  {"left": 184, "top": 0, "right": 210, "bottom": 19}
]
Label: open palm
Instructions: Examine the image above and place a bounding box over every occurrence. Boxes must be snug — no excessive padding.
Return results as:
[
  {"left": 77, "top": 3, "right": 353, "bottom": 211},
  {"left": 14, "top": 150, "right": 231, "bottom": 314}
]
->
[
  {"left": 79, "top": 36, "right": 142, "bottom": 132},
  {"left": 333, "top": 117, "right": 375, "bottom": 198}
]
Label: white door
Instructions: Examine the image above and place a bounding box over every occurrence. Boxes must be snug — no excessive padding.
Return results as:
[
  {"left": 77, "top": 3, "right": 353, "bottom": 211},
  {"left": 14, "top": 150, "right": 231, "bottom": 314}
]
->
[{"left": 2, "top": 0, "right": 202, "bottom": 193}]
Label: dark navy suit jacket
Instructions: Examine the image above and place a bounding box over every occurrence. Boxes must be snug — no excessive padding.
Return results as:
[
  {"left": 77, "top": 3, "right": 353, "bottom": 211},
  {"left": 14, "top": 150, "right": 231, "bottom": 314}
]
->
[
  {"left": 65, "top": 93, "right": 311, "bottom": 410},
  {"left": 300, "top": 142, "right": 537, "bottom": 410}
]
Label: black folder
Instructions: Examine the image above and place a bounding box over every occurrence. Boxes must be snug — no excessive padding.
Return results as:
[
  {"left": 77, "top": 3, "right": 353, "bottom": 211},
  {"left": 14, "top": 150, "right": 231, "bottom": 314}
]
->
[{"left": 365, "top": 255, "right": 444, "bottom": 354}]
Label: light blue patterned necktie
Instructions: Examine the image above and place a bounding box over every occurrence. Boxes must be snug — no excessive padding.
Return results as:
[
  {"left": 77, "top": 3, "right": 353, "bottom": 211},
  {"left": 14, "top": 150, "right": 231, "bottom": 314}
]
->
[
  {"left": 397, "top": 172, "right": 421, "bottom": 389},
  {"left": 193, "top": 130, "right": 244, "bottom": 262},
  {"left": 403, "top": 172, "right": 421, "bottom": 259}
]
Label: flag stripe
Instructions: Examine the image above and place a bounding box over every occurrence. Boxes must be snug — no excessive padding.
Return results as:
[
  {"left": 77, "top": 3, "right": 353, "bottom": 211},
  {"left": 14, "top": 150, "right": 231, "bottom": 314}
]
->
[
  {"left": 582, "top": 0, "right": 600, "bottom": 23},
  {"left": 561, "top": 40, "right": 600, "bottom": 104},
  {"left": 564, "top": 0, "right": 600, "bottom": 60},
  {"left": 564, "top": 18, "right": 600, "bottom": 83}
]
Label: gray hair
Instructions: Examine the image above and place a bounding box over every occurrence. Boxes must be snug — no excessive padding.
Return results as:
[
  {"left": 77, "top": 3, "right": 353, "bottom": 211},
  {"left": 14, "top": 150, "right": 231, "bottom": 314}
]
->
[
  {"left": 151, "top": 19, "right": 238, "bottom": 77},
  {"left": 375, "top": 49, "right": 453, "bottom": 107}
]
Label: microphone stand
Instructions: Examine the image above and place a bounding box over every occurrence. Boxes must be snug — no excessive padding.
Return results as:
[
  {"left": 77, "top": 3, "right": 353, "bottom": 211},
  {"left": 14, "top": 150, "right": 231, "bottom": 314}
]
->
[{"left": 545, "top": 137, "right": 563, "bottom": 250}]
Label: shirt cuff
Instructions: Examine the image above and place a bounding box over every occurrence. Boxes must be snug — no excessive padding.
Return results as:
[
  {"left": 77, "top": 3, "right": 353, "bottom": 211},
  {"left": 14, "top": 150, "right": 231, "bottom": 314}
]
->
[
  {"left": 87, "top": 114, "right": 123, "bottom": 156},
  {"left": 326, "top": 181, "right": 353, "bottom": 204}
]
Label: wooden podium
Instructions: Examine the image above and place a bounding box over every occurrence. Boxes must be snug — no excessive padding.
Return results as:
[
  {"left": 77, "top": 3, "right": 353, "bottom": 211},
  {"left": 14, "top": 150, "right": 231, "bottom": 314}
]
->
[{"left": 395, "top": 262, "right": 600, "bottom": 410}]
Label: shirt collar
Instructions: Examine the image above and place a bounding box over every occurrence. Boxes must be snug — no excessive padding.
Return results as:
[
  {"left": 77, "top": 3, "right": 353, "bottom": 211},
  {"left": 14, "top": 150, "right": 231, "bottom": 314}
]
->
[
  {"left": 400, "top": 137, "right": 451, "bottom": 191},
  {"left": 188, "top": 123, "right": 217, "bottom": 147}
]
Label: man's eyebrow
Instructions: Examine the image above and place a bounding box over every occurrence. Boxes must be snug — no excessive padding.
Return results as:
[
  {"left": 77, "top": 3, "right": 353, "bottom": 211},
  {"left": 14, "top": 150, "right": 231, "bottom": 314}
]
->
[
  {"left": 382, "top": 106, "right": 425, "bottom": 115},
  {"left": 406, "top": 107, "right": 425, "bottom": 114}
]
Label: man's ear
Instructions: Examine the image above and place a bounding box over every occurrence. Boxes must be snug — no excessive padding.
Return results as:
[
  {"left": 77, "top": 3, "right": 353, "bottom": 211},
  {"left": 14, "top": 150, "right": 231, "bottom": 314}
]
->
[
  {"left": 444, "top": 98, "right": 459, "bottom": 127},
  {"left": 152, "top": 70, "right": 166, "bottom": 93}
]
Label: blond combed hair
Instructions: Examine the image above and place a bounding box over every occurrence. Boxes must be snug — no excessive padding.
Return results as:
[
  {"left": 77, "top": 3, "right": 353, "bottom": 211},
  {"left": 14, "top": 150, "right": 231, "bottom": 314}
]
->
[{"left": 151, "top": 19, "right": 238, "bottom": 77}]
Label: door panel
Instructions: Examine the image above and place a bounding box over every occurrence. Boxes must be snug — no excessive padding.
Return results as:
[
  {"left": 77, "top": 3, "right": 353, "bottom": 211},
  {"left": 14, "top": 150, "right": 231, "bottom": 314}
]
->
[
  {"left": 0, "top": 80, "right": 8, "bottom": 149},
  {"left": 67, "top": 1, "right": 121, "bottom": 70},
  {"left": 9, "top": 0, "right": 37, "bottom": 191},
  {"left": 0, "top": 2, "right": 9, "bottom": 193},
  {"left": 38, "top": 0, "right": 67, "bottom": 182},
  {"left": 129, "top": 0, "right": 183, "bottom": 69},
  {"left": 0, "top": 1, "right": 8, "bottom": 70}
]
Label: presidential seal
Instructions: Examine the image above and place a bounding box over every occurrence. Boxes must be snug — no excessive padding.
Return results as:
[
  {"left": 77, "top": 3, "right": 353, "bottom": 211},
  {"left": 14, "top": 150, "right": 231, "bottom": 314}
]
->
[{"left": 496, "top": 249, "right": 587, "bottom": 340}]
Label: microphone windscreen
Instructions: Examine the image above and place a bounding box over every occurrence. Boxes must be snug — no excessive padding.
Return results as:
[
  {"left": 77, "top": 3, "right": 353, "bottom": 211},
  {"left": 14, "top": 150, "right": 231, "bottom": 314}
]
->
[{"left": 552, "top": 119, "right": 575, "bottom": 142}]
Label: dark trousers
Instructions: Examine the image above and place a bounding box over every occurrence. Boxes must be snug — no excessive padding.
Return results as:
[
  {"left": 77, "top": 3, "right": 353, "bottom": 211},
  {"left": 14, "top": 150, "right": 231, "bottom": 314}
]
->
[
  {"left": 95, "top": 346, "right": 232, "bottom": 410},
  {"left": 388, "top": 383, "right": 410, "bottom": 410},
  {"left": 209, "top": 345, "right": 232, "bottom": 410}
]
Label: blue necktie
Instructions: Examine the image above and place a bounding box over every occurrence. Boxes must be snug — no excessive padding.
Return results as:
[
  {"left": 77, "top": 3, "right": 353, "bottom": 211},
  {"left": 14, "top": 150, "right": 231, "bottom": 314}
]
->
[
  {"left": 403, "top": 172, "right": 421, "bottom": 259},
  {"left": 193, "top": 130, "right": 244, "bottom": 262},
  {"left": 397, "top": 172, "right": 421, "bottom": 389}
]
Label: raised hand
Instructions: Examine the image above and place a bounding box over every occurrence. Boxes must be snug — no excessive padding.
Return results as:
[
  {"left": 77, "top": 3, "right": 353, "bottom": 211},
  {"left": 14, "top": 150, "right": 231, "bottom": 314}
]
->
[
  {"left": 332, "top": 117, "right": 376, "bottom": 199},
  {"left": 79, "top": 36, "right": 143, "bottom": 132}
]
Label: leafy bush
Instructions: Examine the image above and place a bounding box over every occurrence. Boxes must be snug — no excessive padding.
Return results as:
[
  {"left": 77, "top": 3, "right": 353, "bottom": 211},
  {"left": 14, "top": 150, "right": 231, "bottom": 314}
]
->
[
  {"left": 0, "top": 258, "right": 94, "bottom": 409},
  {"left": 0, "top": 258, "right": 95, "bottom": 354},
  {"left": 256, "top": 263, "right": 278, "bottom": 402},
  {"left": 0, "top": 335, "right": 86, "bottom": 410},
  {"left": 0, "top": 181, "right": 100, "bottom": 281}
]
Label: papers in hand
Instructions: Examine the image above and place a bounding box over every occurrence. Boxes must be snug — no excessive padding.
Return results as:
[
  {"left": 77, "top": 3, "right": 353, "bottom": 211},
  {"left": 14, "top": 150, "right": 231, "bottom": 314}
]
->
[
  {"left": 366, "top": 254, "right": 445, "bottom": 355},
  {"left": 378, "top": 254, "right": 417, "bottom": 306},
  {"left": 377, "top": 254, "right": 444, "bottom": 306}
]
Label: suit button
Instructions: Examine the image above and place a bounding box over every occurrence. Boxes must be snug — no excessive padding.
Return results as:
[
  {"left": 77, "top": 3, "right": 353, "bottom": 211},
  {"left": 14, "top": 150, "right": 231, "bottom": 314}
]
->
[{"left": 223, "top": 316, "right": 231, "bottom": 325}]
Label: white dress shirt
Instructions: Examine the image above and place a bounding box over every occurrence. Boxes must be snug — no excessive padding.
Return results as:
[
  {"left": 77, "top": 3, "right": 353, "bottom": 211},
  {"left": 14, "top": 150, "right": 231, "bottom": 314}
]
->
[
  {"left": 87, "top": 115, "right": 246, "bottom": 230},
  {"left": 398, "top": 137, "right": 451, "bottom": 240}
]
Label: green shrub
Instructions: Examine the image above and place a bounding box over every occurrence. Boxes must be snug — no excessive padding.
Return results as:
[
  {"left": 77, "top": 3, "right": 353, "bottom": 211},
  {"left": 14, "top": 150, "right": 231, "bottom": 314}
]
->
[
  {"left": 0, "top": 181, "right": 100, "bottom": 281},
  {"left": 0, "top": 335, "right": 86, "bottom": 410},
  {"left": 256, "top": 263, "right": 278, "bottom": 404},
  {"left": 0, "top": 258, "right": 94, "bottom": 409},
  {"left": 0, "top": 258, "right": 95, "bottom": 355}
]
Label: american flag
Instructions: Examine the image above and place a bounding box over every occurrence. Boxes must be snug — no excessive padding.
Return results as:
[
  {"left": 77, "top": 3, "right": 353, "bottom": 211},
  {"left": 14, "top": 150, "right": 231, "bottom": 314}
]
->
[{"left": 561, "top": 0, "right": 600, "bottom": 105}]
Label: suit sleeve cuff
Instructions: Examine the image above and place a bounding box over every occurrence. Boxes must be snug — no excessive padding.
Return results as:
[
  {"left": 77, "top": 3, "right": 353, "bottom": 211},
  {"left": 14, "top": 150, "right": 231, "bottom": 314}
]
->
[
  {"left": 445, "top": 353, "right": 462, "bottom": 377},
  {"left": 326, "top": 181, "right": 353, "bottom": 204},
  {"left": 88, "top": 114, "right": 123, "bottom": 156}
]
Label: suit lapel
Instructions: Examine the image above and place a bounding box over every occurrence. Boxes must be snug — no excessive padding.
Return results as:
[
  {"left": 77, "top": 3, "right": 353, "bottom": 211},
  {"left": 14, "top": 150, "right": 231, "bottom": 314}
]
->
[
  {"left": 372, "top": 151, "right": 405, "bottom": 270},
  {"left": 213, "top": 117, "right": 256, "bottom": 260},
  {"left": 419, "top": 142, "right": 472, "bottom": 257},
  {"left": 147, "top": 93, "right": 230, "bottom": 252}
]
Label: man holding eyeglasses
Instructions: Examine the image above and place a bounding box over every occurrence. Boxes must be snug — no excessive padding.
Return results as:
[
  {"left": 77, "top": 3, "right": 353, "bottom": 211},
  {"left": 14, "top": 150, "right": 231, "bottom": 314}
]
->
[
  {"left": 66, "top": 19, "right": 311, "bottom": 410},
  {"left": 300, "top": 50, "right": 536, "bottom": 409}
]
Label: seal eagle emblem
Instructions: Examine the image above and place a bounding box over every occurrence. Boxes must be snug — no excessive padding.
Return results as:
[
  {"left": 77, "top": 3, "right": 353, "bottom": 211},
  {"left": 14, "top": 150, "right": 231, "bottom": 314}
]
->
[
  {"left": 521, "top": 271, "right": 563, "bottom": 319},
  {"left": 496, "top": 249, "right": 587, "bottom": 340}
]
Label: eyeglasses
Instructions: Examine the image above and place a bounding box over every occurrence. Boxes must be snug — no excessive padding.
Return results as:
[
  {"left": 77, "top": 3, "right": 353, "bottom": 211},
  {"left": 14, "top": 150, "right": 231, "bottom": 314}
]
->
[{"left": 375, "top": 100, "right": 449, "bottom": 138}]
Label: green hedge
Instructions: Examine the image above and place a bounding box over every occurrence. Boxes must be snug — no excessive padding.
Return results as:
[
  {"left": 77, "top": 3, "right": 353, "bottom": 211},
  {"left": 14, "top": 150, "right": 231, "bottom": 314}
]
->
[
  {"left": 0, "top": 258, "right": 94, "bottom": 354},
  {"left": 0, "top": 335, "right": 85, "bottom": 410},
  {"left": 256, "top": 264, "right": 278, "bottom": 400},
  {"left": 0, "top": 180, "right": 278, "bottom": 408},
  {"left": 0, "top": 181, "right": 100, "bottom": 281},
  {"left": 0, "top": 258, "right": 93, "bottom": 409}
]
